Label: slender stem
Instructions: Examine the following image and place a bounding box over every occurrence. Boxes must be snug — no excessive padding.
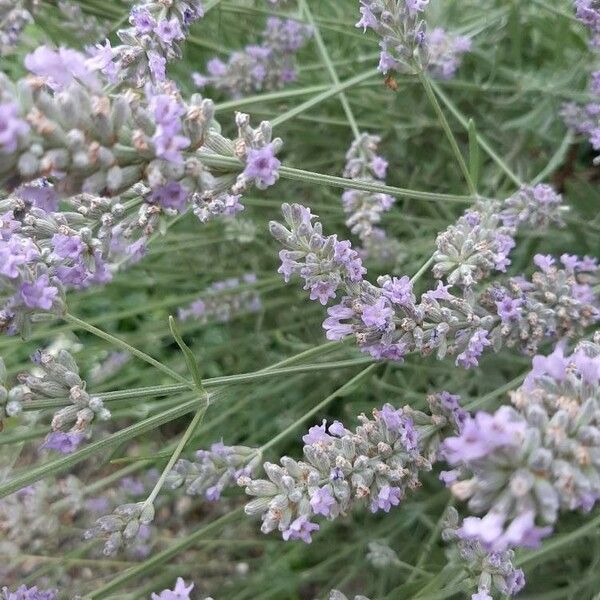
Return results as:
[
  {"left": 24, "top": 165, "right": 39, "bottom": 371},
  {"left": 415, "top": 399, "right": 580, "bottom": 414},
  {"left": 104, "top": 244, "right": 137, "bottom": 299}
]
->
[
  {"left": 300, "top": 0, "right": 361, "bottom": 140},
  {"left": 62, "top": 313, "right": 193, "bottom": 389},
  {"left": 22, "top": 358, "right": 371, "bottom": 411},
  {"left": 416, "top": 71, "right": 477, "bottom": 196},
  {"left": 429, "top": 79, "right": 524, "bottom": 186},
  {"left": 200, "top": 153, "right": 475, "bottom": 203},
  {"left": 270, "top": 68, "right": 379, "bottom": 127},
  {"left": 144, "top": 401, "right": 208, "bottom": 506},
  {"left": 410, "top": 255, "right": 435, "bottom": 285}
]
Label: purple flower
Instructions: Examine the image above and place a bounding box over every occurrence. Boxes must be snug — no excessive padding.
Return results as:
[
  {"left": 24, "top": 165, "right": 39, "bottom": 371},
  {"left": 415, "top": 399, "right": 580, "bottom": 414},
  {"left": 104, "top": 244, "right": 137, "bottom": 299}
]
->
[
  {"left": 148, "top": 52, "right": 167, "bottom": 82},
  {"left": 328, "top": 420, "right": 347, "bottom": 437},
  {"left": 24, "top": 46, "right": 97, "bottom": 90},
  {"left": 378, "top": 51, "right": 400, "bottom": 74},
  {"left": 151, "top": 182, "right": 188, "bottom": 211},
  {"left": 370, "top": 155, "right": 388, "bottom": 179},
  {"left": 370, "top": 485, "right": 402, "bottom": 513},
  {"left": 495, "top": 295, "right": 522, "bottom": 323},
  {"left": 17, "top": 181, "right": 58, "bottom": 212},
  {"left": 0, "top": 237, "right": 39, "bottom": 278},
  {"left": 154, "top": 18, "right": 184, "bottom": 45},
  {"left": 302, "top": 419, "right": 331, "bottom": 445},
  {"left": 442, "top": 406, "right": 526, "bottom": 464},
  {"left": 533, "top": 254, "right": 555, "bottom": 272},
  {"left": 356, "top": 2, "right": 378, "bottom": 32},
  {"left": 529, "top": 344, "right": 569, "bottom": 383},
  {"left": 1, "top": 585, "right": 57, "bottom": 600},
  {"left": 424, "top": 281, "right": 453, "bottom": 301},
  {"left": 573, "top": 350, "right": 600, "bottom": 385},
  {"left": 439, "top": 470, "right": 459, "bottom": 486},
  {"left": 323, "top": 303, "right": 355, "bottom": 340},
  {"left": 361, "top": 298, "right": 393, "bottom": 328},
  {"left": 207, "top": 57, "right": 227, "bottom": 77},
  {"left": 52, "top": 233, "right": 85, "bottom": 259},
  {"left": 502, "top": 511, "right": 552, "bottom": 549},
  {"left": 0, "top": 211, "right": 20, "bottom": 240},
  {"left": 282, "top": 516, "right": 319, "bottom": 543},
  {"left": 379, "top": 403, "right": 405, "bottom": 432},
  {"left": 332, "top": 239, "right": 366, "bottom": 281},
  {"left": 381, "top": 275, "right": 414, "bottom": 307},
  {"left": 243, "top": 144, "right": 281, "bottom": 188},
  {"left": 20, "top": 275, "right": 59, "bottom": 310},
  {"left": 455, "top": 329, "right": 491, "bottom": 368},
  {"left": 153, "top": 128, "right": 190, "bottom": 163},
  {"left": 406, "top": 0, "right": 430, "bottom": 15},
  {"left": 150, "top": 577, "right": 194, "bottom": 600},
  {"left": 308, "top": 280, "right": 338, "bottom": 305},
  {"left": 309, "top": 486, "right": 336, "bottom": 516},
  {"left": 40, "top": 431, "right": 83, "bottom": 454},
  {"left": 130, "top": 7, "right": 156, "bottom": 33},
  {"left": 0, "top": 102, "right": 29, "bottom": 154},
  {"left": 457, "top": 512, "right": 505, "bottom": 547}
]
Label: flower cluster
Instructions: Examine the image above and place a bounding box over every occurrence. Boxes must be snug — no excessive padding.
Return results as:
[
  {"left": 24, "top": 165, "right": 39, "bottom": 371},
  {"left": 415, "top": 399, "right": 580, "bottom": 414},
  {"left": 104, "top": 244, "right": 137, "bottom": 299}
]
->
[
  {"left": 193, "top": 17, "right": 311, "bottom": 97},
  {"left": 341, "top": 133, "right": 402, "bottom": 264},
  {"left": 0, "top": 0, "right": 35, "bottom": 55},
  {"left": 1, "top": 64, "right": 280, "bottom": 212},
  {"left": 270, "top": 203, "right": 366, "bottom": 305},
  {"left": 243, "top": 402, "right": 453, "bottom": 542},
  {"left": 1, "top": 586, "right": 57, "bottom": 600},
  {"left": 574, "top": 0, "right": 600, "bottom": 47},
  {"left": 562, "top": 2, "right": 600, "bottom": 159},
  {"left": 178, "top": 274, "right": 262, "bottom": 323},
  {"left": 426, "top": 27, "right": 472, "bottom": 79},
  {"left": 272, "top": 204, "right": 598, "bottom": 366},
  {"left": 356, "top": 0, "right": 430, "bottom": 74},
  {"left": 151, "top": 578, "right": 195, "bottom": 600},
  {"left": 433, "top": 184, "right": 564, "bottom": 288},
  {"left": 0, "top": 476, "right": 84, "bottom": 568},
  {"left": 440, "top": 340, "right": 600, "bottom": 555},
  {"left": 167, "top": 442, "right": 260, "bottom": 501},
  {"left": 12, "top": 349, "right": 110, "bottom": 452},
  {"left": 56, "top": 1, "right": 110, "bottom": 43},
  {"left": 84, "top": 500, "right": 155, "bottom": 556},
  {"left": 88, "top": 0, "right": 204, "bottom": 86},
  {"left": 442, "top": 507, "right": 525, "bottom": 600}
]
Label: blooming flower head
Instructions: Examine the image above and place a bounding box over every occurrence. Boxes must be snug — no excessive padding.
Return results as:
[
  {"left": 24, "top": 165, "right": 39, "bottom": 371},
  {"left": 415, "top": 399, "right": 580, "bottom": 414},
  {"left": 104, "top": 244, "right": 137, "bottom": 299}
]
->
[
  {"left": 150, "top": 577, "right": 194, "bottom": 600},
  {"left": 371, "top": 485, "right": 402, "bottom": 513},
  {"left": 282, "top": 516, "right": 319, "bottom": 542},
  {"left": 20, "top": 275, "right": 59, "bottom": 310},
  {"left": 40, "top": 431, "right": 84, "bottom": 454},
  {"left": 243, "top": 144, "right": 281, "bottom": 188},
  {"left": 1, "top": 585, "right": 57, "bottom": 600}
]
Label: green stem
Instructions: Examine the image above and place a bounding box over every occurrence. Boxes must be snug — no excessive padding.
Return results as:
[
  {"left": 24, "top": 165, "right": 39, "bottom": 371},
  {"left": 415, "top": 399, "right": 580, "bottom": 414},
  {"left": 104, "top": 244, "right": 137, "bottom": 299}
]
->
[
  {"left": 417, "top": 71, "right": 477, "bottom": 196},
  {"left": 63, "top": 313, "right": 193, "bottom": 389},
  {"left": 23, "top": 358, "right": 371, "bottom": 411},
  {"left": 144, "top": 402, "right": 208, "bottom": 506},
  {"left": 429, "top": 79, "right": 524, "bottom": 186},
  {"left": 200, "top": 153, "right": 474, "bottom": 203},
  {"left": 270, "top": 68, "right": 379, "bottom": 127},
  {"left": 300, "top": 0, "right": 361, "bottom": 140}
]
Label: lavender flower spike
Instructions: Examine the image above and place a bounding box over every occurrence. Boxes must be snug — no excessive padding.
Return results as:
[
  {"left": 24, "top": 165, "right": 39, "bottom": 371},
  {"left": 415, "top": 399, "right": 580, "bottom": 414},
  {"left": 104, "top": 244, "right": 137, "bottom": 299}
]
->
[
  {"left": 441, "top": 339, "right": 600, "bottom": 552},
  {"left": 243, "top": 399, "right": 461, "bottom": 541}
]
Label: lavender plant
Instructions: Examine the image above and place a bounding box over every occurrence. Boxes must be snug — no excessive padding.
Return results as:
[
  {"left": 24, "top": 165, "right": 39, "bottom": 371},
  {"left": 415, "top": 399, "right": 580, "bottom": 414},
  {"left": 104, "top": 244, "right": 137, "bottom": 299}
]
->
[{"left": 0, "top": 0, "right": 599, "bottom": 597}]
